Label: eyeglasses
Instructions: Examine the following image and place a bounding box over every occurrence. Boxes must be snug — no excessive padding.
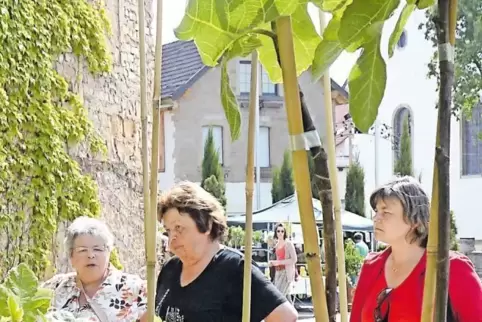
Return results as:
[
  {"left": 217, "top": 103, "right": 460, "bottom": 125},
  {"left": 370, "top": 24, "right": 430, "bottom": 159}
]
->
[
  {"left": 277, "top": 230, "right": 285, "bottom": 233},
  {"left": 73, "top": 246, "right": 107, "bottom": 256},
  {"left": 374, "top": 288, "right": 392, "bottom": 322}
]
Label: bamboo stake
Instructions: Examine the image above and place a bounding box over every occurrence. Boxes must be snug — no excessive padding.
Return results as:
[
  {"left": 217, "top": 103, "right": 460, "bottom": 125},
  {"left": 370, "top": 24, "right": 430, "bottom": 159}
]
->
[
  {"left": 136, "top": 0, "right": 150, "bottom": 287},
  {"left": 299, "top": 92, "right": 338, "bottom": 322},
  {"left": 420, "top": 122, "right": 440, "bottom": 322},
  {"left": 144, "top": 0, "right": 164, "bottom": 321},
  {"left": 275, "top": 16, "right": 329, "bottom": 321},
  {"left": 242, "top": 51, "right": 259, "bottom": 322},
  {"left": 319, "top": 10, "right": 349, "bottom": 322},
  {"left": 421, "top": 1, "right": 457, "bottom": 320}
]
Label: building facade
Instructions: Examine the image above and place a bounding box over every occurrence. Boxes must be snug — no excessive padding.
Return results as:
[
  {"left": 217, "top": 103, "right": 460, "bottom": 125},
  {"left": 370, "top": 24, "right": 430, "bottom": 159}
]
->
[{"left": 158, "top": 40, "right": 349, "bottom": 215}]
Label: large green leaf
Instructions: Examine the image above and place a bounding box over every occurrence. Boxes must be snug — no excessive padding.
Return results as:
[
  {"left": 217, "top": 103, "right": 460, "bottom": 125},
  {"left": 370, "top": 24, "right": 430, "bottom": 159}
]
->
[
  {"left": 318, "top": 0, "right": 351, "bottom": 12},
  {"left": 338, "top": 0, "right": 400, "bottom": 52},
  {"left": 22, "top": 288, "right": 53, "bottom": 314},
  {"left": 7, "top": 295, "right": 23, "bottom": 322},
  {"left": 5, "top": 264, "right": 38, "bottom": 301},
  {"left": 257, "top": 4, "right": 321, "bottom": 83},
  {"left": 388, "top": 3, "right": 415, "bottom": 58},
  {"left": 348, "top": 28, "right": 386, "bottom": 132},
  {"left": 220, "top": 36, "right": 263, "bottom": 141},
  {"left": 220, "top": 61, "right": 241, "bottom": 141},
  {"left": 174, "top": 0, "right": 299, "bottom": 66},
  {"left": 311, "top": 14, "right": 344, "bottom": 81},
  {"left": 0, "top": 285, "right": 13, "bottom": 316}
]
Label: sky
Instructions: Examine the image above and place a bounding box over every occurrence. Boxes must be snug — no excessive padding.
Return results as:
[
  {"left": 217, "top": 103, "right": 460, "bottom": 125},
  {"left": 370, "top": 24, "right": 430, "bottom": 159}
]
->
[{"left": 157, "top": 0, "right": 358, "bottom": 85}]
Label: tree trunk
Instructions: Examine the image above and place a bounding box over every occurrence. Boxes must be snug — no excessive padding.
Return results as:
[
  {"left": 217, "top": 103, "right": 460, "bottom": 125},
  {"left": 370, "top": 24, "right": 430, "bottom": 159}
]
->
[
  {"left": 299, "top": 92, "right": 338, "bottom": 322},
  {"left": 275, "top": 16, "right": 330, "bottom": 321},
  {"left": 434, "top": 0, "right": 456, "bottom": 321}
]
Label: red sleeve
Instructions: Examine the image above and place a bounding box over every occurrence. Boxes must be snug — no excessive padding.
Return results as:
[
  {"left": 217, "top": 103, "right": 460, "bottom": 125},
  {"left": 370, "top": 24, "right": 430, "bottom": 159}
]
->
[
  {"left": 449, "top": 254, "right": 482, "bottom": 322},
  {"left": 349, "top": 260, "right": 370, "bottom": 322}
]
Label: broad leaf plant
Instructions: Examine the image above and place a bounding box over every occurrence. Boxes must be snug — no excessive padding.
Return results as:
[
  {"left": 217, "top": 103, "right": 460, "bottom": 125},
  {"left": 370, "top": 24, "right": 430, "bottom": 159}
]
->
[{"left": 175, "top": 0, "right": 436, "bottom": 138}]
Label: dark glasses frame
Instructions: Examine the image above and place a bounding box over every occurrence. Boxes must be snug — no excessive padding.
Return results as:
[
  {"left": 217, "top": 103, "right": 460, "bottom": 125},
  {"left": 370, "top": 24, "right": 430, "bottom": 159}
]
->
[{"left": 374, "top": 288, "right": 393, "bottom": 322}]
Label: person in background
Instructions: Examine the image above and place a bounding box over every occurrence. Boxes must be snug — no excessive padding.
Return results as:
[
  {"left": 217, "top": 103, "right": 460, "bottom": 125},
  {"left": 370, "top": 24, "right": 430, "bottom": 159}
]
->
[
  {"left": 353, "top": 232, "right": 369, "bottom": 259},
  {"left": 42, "top": 217, "right": 147, "bottom": 322},
  {"left": 270, "top": 223, "right": 298, "bottom": 301},
  {"left": 350, "top": 176, "right": 482, "bottom": 322},
  {"left": 152, "top": 181, "right": 297, "bottom": 322}
]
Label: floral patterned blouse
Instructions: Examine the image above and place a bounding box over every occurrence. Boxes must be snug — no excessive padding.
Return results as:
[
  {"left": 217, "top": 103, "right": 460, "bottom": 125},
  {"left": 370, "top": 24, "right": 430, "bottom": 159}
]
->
[{"left": 42, "top": 267, "right": 147, "bottom": 322}]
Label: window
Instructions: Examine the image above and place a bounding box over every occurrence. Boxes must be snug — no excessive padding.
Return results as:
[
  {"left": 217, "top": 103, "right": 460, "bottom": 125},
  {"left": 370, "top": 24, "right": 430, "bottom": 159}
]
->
[
  {"left": 238, "top": 61, "right": 278, "bottom": 96},
  {"left": 461, "top": 103, "right": 482, "bottom": 176},
  {"left": 392, "top": 106, "right": 413, "bottom": 165},
  {"left": 261, "top": 68, "right": 277, "bottom": 95},
  {"left": 202, "top": 126, "right": 223, "bottom": 164},
  {"left": 257, "top": 126, "right": 270, "bottom": 167},
  {"left": 239, "top": 61, "right": 251, "bottom": 94}
]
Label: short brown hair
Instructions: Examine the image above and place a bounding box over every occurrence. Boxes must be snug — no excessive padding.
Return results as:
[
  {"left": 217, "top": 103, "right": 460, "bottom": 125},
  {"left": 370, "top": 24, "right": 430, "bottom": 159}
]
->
[{"left": 157, "top": 181, "right": 227, "bottom": 242}]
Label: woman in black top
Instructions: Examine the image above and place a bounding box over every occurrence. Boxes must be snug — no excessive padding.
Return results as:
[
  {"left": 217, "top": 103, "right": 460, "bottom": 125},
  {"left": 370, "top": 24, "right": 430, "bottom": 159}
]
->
[{"left": 150, "top": 181, "right": 297, "bottom": 322}]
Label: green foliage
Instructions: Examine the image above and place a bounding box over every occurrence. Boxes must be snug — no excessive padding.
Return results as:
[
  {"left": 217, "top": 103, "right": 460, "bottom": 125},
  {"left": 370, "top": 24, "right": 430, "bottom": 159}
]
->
[
  {"left": 252, "top": 230, "right": 264, "bottom": 244},
  {"left": 0, "top": 264, "right": 53, "bottom": 322},
  {"left": 450, "top": 210, "right": 459, "bottom": 251},
  {"left": 0, "top": 0, "right": 111, "bottom": 278},
  {"left": 201, "top": 128, "right": 227, "bottom": 208},
  {"left": 376, "top": 243, "right": 388, "bottom": 252},
  {"left": 271, "top": 150, "right": 295, "bottom": 203},
  {"left": 109, "top": 248, "right": 124, "bottom": 271},
  {"left": 227, "top": 226, "right": 245, "bottom": 248},
  {"left": 176, "top": 0, "right": 432, "bottom": 137},
  {"left": 394, "top": 117, "right": 413, "bottom": 176},
  {"left": 344, "top": 239, "right": 364, "bottom": 277},
  {"left": 344, "top": 158, "right": 365, "bottom": 217},
  {"left": 420, "top": 0, "right": 482, "bottom": 117},
  {"left": 203, "top": 175, "right": 227, "bottom": 209}
]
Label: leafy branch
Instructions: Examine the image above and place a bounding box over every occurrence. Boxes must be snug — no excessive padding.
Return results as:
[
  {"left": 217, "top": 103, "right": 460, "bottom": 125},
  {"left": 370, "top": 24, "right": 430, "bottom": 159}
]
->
[
  {"left": 419, "top": 0, "right": 482, "bottom": 118},
  {"left": 175, "top": 0, "right": 435, "bottom": 139}
]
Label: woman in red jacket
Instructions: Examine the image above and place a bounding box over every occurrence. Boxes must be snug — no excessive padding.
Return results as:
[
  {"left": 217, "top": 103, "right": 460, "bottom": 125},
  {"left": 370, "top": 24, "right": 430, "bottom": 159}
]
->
[{"left": 350, "top": 176, "right": 482, "bottom": 322}]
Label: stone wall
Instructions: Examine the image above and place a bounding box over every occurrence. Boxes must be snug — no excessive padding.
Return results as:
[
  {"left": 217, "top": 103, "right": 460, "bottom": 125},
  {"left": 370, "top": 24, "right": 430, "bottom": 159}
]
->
[{"left": 53, "top": 0, "right": 156, "bottom": 275}]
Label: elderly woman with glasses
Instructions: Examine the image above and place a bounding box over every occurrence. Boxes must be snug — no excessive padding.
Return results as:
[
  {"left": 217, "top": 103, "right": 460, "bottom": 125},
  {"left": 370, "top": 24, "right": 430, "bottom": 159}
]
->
[
  {"left": 350, "top": 176, "right": 482, "bottom": 322},
  {"left": 152, "top": 181, "right": 297, "bottom": 322},
  {"left": 42, "top": 217, "right": 147, "bottom": 322}
]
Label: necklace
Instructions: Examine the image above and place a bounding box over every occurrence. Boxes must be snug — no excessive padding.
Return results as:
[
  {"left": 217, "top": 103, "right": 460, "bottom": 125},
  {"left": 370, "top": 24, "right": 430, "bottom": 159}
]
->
[{"left": 390, "top": 256, "right": 400, "bottom": 273}]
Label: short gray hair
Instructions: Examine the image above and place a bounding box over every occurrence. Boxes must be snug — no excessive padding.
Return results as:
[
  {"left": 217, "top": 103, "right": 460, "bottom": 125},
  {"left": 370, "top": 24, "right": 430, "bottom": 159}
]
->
[
  {"left": 65, "top": 217, "right": 115, "bottom": 256},
  {"left": 369, "top": 176, "right": 430, "bottom": 247}
]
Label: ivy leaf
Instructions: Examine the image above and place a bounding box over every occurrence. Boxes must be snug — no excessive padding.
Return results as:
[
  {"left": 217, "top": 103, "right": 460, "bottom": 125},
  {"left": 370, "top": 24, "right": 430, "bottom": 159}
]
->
[
  {"left": 220, "top": 36, "right": 263, "bottom": 141},
  {"left": 348, "top": 28, "right": 386, "bottom": 132},
  {"left": 338, "top": 0, "right": 400, "bottom": 52},
  {"left": 174, "top": 0, "right": 299, "bottom": 66},
  {"left": 311, "top": 14, "right": 343, "bottom": 81},
  {"left": 388, "top": 3, "right": 415, "bottom": 58},
  {"left": 257, "top": 4, "right": 321, "bottom": 83}
]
